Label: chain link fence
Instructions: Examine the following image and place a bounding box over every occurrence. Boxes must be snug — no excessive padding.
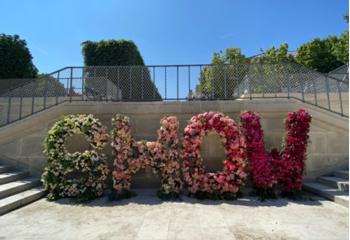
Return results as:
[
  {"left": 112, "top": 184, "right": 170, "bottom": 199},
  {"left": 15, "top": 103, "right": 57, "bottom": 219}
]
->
[{"left": 0, "top": 63, "right": 348, "bottom": 126}]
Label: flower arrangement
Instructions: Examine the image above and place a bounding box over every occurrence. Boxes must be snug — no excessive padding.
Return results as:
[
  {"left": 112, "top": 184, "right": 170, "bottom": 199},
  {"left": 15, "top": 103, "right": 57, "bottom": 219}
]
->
[
  {"left": 240, "top": 111, "right": 281, "bottom": 199},
  {"left": 42, "top": 114, "right": 109, "bottom": 201},
  {"left": 182, "top": 112, "right": 247, "bottom": 199},
  {"left": 110, "top": 114, "right": 182, "bottom": 200},
  {"left": 279, "top": 109, "right": 312, "bottom": 194},
  {"left": 42, "top": 110, "right": 312, "bottom": 202},
  {"left": 240, "top": 109, "right": 311, "bottom": 199}
]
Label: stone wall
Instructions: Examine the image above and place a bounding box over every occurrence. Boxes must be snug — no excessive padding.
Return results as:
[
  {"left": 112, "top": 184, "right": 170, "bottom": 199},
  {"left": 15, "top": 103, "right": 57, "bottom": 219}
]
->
[{"left": 0, "top": 99, "right": 348, "bottom": 188}]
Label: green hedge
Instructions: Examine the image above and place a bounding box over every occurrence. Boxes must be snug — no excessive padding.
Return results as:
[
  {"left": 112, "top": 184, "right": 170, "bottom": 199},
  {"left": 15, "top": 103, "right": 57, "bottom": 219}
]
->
[{"left": 81, "top": 40, "right": 161, "bottom": 100}]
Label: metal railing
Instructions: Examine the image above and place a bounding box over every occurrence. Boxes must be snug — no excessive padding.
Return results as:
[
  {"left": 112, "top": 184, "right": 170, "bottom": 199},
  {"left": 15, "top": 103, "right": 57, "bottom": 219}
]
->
[{"left": 0, "top": 63, "right": 348, "bottom": 126}]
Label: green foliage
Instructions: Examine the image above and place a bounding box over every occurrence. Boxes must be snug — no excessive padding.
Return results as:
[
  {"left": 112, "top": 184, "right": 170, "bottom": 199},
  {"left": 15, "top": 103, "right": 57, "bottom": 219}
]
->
[
  {"left": 0, "top": 34, "right": 38, "bottom": 79},
  {"left": 196, "top": 48, "right": 249, "bottom": 98},
  {"left": 81, "top": 39, "right": 161, "bottom": 100},
  {"left": 81, "top": 39, "right": 145, "bottom": 66},
  {"left": 296, "top": 35, "right": 347, "bottom": 73},
  {"left": 251, "top": 43, "right": 295, "bottom": 64},
  {"left": 332, "top": 31, "right": 349, "bottom": 64}
]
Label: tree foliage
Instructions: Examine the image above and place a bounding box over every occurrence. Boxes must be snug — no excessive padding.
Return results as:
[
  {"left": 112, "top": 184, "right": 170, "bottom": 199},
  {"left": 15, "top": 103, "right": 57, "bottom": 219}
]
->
[
  {"left": 296, "top": 35, "right": 347, "bottom": 73},
  {"left": 251, "top": 43, "right": 295, "bottom": 64},
  {"left": 81, "top": 39, "right": 161, "bottom": 100},
  {"left": 196, "top": 48, "right": 249, "bottom": 98},
  {"left": 0, "top": 34, "right": 38, "bottom": 79}
]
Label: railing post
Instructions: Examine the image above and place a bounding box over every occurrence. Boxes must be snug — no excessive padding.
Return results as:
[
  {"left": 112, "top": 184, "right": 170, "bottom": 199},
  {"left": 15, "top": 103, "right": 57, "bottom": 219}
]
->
[
  {"left": 43, "top": 77, "right": 48, "bottom": 109},
  {"left": 19, "top": 86, "right": 23, "bottom": 119},
  {"left": 117, "top": 66, "right": 120, "bottom": 101},
  {"left": 153, "top": 67, "right": 156, "bottom": 100},
  {"left": 69, "top": 67, "right": 73, "bottom": 102},
  {"left": 188, "top": 66, "right": 191, "bottom": 100},
  {"left": 105, "top": 67, "right": 108, "bottom": 102},
  {"left": 211, "top": 66, "right": 214, "bottom": 100},
  {"left": 56, "top": 71, "right": 60, "bottom": 105},
  {"left": 336, "top": 80, "right": 344, "bottom": 116},
  {"left": 324, "top": 74, "right": 331, "bottom": 110},
  {"left": 287, "top": 74, "right": 290, "bottom": 99},
  {"left": 81, "top": 68, "right": 85, "bottom": 101},
  {"left": 248, "top": 75, "right": 252, "bottom": 100},
  {"left": 311, "top": 76, "right": 318, "bottom": 105},
  {"left": 176, "top": 66, "right": 179, "bottom": 101},
  {"left": 141, "top": 66, "right": 144, "bottom": 100},
  {"left": 129, "top": 66, "right": 132, "bottom": 100},
  {"left": 224, "top": 65, "right": 227, "bottom": 99},
  {"left": 300, "top": 78, "right": 305, "bottom": 102},
  {"left": 6, "top": 90, "right": 12, "bottom": 124},
  {"left": 164, "top": 66, "right": 167, "bottom": 100},
  {"left": 31, "top": 81, "right": 36, "bottom": 114}
]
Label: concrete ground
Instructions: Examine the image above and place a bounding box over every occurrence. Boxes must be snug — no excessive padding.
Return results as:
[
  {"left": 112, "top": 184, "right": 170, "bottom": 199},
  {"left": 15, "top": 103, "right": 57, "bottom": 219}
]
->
[{"left": 0, "top": 190, "right": 348, "bottom": 240}]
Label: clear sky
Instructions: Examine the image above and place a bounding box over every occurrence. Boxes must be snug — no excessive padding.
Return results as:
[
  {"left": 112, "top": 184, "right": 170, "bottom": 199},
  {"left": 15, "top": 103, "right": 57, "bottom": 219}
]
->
[{"left": 1, "top": 0, "right": 348, "bottom": 73}]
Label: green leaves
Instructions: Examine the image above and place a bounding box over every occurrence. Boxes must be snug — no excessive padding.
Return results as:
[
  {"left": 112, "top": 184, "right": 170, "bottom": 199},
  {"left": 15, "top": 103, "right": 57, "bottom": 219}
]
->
[
  {"left": 0, "top": 34, "right": 37, "bottom": 79},
  {"left": 296, "top": 34, "right": 348, "bottom": 73}
]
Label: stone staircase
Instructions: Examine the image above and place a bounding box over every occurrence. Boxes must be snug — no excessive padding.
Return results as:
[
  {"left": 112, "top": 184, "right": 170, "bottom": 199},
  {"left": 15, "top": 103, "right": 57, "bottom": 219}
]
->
[
  {"left": 0, "top": 163, "right": 45, "bottom": 215},
  {"left": 303, "top": 167, "right": 349, "bottom": 208}
]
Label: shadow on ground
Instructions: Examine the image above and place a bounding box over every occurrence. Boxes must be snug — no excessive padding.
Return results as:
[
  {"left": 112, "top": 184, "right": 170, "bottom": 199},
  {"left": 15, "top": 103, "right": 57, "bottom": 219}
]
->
[{"left": 52, "top": 188, "right": 324, "bottom": 208}]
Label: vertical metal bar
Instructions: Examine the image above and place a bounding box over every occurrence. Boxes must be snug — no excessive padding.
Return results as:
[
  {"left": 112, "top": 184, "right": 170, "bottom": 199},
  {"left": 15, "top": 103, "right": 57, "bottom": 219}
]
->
[
  {"left": 261, "top": 64, "right": 265, "bottom": 98},
  {"left": 311, "top": 77, "right": 318, "bottom": 105},
  {"left": 31, "top": 81, "right": 35, "bottom": 114},
  {"left": 56, "top": 71, "right": 60, "bottom": 105},
  {"left": 287, "top": 73, "right": 290, "bottom": 99},
  {"left": 81, "top": 68, "right": 85, "bottom": 101},
  {"left": 141, "top": 66, "right": 144, "bottom": 100},
  {"left": 224, "top": 65, "right": 227, "bottom": 99},
  {"left": 248, "top": 72, "right": 252, "bottom": 100},
  {"left": 153, "top": 67, "right": 156, "bottom": 100},
  {"left": 19, "top": 90, "right": 23, "bottom": 119},
  {"left": 117, "top": 67, "right": 120, "bottom": 101},
  {"left": 69, "top": 67, "right": 73, "bottom": 102},
  {"left": 188, "top": 66, "right": 191, "bottom": 98},
  {"left": 66, "top": 78, "right": 69, "bottom": 98},
  {"left": 336, "top": 80, "right": 344, "bottom": 115},
  {"left": 129, "top": 66, "right": 132, "bottom": 100},
  {"left": 324, "top": 74, "right": 331, "bottom": 110},
  {"left": 300, "top": 78, "right": 305, "bottom": 102},
  {"left": 176, "top": 66, "right": 179, "bottom": 100},
  {"left": 43, "top": 77, "right": 48, "bottom": 109},
  {"left": 164, "top": 66, "right": 167, "bottom": 100},
  {"left": 211, "top": 66, "right": 214, "bottom": 100},
  {"left": 7, "top": 91, "right": 12, "bottom": 124},
  {"left": 105, "top": 68, "right": 108, "bottom": 102}
]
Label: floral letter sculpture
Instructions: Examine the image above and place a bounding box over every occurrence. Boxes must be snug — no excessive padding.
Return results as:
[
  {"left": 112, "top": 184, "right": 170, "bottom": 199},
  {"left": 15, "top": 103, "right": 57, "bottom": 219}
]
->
[
  {"left": 240, "top": 109, "right": 311, "bottom": 198},
  {"left": 42, "top": 114, "right": 109, "bottom": 201},
  {"left": 110, "top": 114, "right": 183, "bottom": 199},
  {"left": 182, "top": 112, "right": 247, "bottom": 199}
]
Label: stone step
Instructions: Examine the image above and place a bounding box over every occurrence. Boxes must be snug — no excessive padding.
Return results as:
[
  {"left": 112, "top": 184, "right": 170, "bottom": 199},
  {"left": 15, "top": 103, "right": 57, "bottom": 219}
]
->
[
  {"left": 0, "top": 178, "right": 42, "bottom": 199},
  {"left": 0, "top": 187, "right": 46, "bottom": 215},
  {"left": 0, "top": 171, "right": 29, "bottom": 185},
  {"left": 317, "top": 176, "right": 349, "bottom": 192},
  {"left": 0, "top": 165, "right": 12, "bottom": 174},
  {"left": 303, "top": 182, "right": 349, "bottom": 208},
  {"left": 333, "top": 170, "right": 349, "bottom": 180}
]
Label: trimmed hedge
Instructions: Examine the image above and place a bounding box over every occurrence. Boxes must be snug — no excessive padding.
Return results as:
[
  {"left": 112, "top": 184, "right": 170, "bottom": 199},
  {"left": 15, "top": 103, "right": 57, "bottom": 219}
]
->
[{"left": 81, "top": 40, "right": 161, "bottom": 100}]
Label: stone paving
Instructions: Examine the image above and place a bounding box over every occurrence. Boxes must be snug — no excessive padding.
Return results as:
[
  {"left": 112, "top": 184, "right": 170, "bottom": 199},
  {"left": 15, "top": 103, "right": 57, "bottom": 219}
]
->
[{"left": 0, "top": 189, "right": 348, "bottom": 240}]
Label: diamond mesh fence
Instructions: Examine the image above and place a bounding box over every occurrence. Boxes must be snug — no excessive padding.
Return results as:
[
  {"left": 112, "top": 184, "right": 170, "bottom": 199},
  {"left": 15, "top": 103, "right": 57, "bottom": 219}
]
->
[{"left": 0, "top": 63, "right": 348, "bottom": 126}]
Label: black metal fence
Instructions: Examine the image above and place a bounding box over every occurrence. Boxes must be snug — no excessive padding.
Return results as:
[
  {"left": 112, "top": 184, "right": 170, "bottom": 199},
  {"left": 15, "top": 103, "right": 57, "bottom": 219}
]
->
[{"left": 0, "top": 63, "right": 348, "bottom": 126}]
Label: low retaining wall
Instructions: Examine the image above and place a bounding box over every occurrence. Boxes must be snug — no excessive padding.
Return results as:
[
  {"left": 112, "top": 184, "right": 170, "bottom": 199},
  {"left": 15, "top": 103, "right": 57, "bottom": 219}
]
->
[{"left": 0, "top": 99, "right": 348, "bottom": 188}]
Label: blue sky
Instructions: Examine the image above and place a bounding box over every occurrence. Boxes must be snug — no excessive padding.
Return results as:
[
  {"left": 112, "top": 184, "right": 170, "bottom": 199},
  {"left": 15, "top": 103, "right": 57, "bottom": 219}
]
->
[{"left": 0, "top": 0, "right": 348, "bottom": 73}]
